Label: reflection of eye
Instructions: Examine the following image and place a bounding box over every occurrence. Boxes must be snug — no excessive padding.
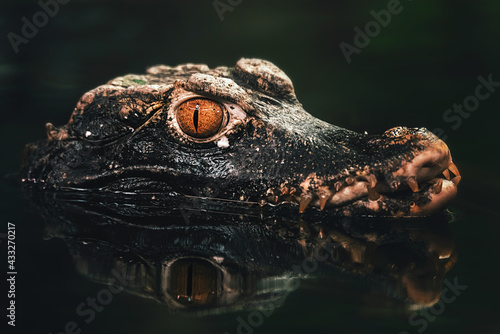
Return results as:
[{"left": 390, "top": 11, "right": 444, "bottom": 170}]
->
[
  {"left": 167, "top": 258, "right": 220, "bottom": 306},
  {"left": 176, "top": 98, "right": 224, "bottom": 138}
]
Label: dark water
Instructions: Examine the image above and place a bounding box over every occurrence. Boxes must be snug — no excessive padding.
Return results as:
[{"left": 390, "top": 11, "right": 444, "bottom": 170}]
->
[
  {"left": 4, "top": 182, "right": 499, "bottom": 334},
  {"left": 2, "top": 1, "right": 500, "bottom": 333}
]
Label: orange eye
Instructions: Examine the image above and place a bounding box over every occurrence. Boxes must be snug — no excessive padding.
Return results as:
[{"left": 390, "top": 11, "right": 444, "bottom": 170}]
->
[{"left": 176, "top": 98, "right": 224, "bottom": 138}]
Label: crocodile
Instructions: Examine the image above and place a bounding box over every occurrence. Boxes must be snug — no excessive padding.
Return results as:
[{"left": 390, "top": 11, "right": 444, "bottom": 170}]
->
[
  {"left": 21, "top": 58, "right": 461, "bottom": 217},
  {"left": 32, "top": 188, "right": 456, "bottom": 314}
]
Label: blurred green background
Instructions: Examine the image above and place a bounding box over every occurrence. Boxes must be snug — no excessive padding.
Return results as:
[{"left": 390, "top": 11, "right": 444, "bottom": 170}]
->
[{"left": 1, "top": 0, "right": 500, "bottom": 333}]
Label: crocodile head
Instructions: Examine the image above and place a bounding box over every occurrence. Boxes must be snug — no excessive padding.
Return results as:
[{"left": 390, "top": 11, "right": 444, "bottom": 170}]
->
[{"left": 22, "top": 58, "right": 460, "bottom": 217}]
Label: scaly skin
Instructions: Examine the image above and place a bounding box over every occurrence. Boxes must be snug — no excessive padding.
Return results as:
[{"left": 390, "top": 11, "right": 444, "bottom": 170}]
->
[{"left": 21, "top": 58, "right": 460, "bottom": 217}]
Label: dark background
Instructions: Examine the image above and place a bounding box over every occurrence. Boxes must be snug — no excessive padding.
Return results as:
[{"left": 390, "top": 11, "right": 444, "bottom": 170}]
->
[{"left": 2, "top": 0, "right": 500, "bottom": 333}]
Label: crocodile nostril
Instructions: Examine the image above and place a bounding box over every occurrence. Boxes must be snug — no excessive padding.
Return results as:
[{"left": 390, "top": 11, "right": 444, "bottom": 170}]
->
[
  {"left": 422, "top": 161, "right": 436, "bottom": 168},
  {"left": 390, "top": 134, "right": 454, "bottom": 187}
]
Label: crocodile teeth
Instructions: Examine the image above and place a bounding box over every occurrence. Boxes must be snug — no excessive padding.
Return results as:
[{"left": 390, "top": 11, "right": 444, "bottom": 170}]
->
[
  {"left": 448, "top": 163, "right": 460, "bottom": 177},
  {"left": 433, "top": 178, "right": 443, "bottom": 194},
  {"left": 442, "top": 169, "right": 451, "bottom": 180},
  {"left": 452, "top": 175, "right": 462, "bottom": 186},
  {"left": 318, "top": 229, "right": 324, "bottom": 239},
  {"left": 407, "top": 176, "right": 419, "bottom": 192},
  {"left": 389, "top": 180, "right": 400, "bottom": 191},
  {"left": 299, "top": 195, "right": 312, "bottom": 213},
  {"left": 364, "top": 175, "right": 380, "bottom": 200},
  {"left": 318, "top": 189, "right": 333, "bottom": 210},
  {"left": 319, "top": 196, "right": 328, "bottom": 210},
  {"left": 367, "top": 186, "right": 381, "bottom": 201},
  {"left": 334, "top": 182, "right": 342, "bottom": 192}
]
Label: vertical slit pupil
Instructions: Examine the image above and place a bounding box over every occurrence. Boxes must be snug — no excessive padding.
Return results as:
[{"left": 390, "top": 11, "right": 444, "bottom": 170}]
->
[
  {"left": 177, "top": 98, "right": 224, "bottom": 138},
  {"left": 186, "top": 263, "right": 193, "bottom": 298},
  {"left": 193, "top": 104, "right": 199, "bottom": 132}
]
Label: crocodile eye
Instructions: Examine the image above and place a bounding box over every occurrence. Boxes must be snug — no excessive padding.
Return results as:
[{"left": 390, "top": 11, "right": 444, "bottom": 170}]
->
[{"left": 176, "top": 98, "right": 224, "bottom": 138}]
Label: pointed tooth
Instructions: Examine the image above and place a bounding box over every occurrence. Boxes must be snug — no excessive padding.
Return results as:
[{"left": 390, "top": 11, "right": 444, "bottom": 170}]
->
[
  {"left": 442, "top": 169, "right": 451, "bottom": 180},
  {"left": 319, "top": 190, "right": 332, "bottom": 210},
  {"left": 367, "top": 186, "right": 380, "bottom": 201},
  {"left": 299, "top": 195, "right": 312, "bottom": 213},
  {"left": 433, "top": 178, "right": 443, "bottom": 194},
  {"left": 319, "top": 197, "right": 328, "bottom": 210},
  {"left": 448, "top": 163, "right": 460, "bottom": 177},
  {"left": 334, "top": 181, "right": 342, "bottom": 192},
  {"left": 389, "top": 180, "right": 400, "bottom": 191},
  {"left": 452, "top": 175, "right": 461, "bottom": 186},
  {"left": 407, "top": 176, "right": 419, "bottom": 192},
  {"left": 273, "top": 195, "right": 279, "bottom": 203}
]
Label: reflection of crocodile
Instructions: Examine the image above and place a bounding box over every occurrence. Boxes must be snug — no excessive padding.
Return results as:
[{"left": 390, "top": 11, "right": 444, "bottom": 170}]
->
[
  {"left": 33, "top": 190, "right": 456, "bottom": 314},
  {"left": 21, "top": 58, "right": 461, "bottom": 216}
]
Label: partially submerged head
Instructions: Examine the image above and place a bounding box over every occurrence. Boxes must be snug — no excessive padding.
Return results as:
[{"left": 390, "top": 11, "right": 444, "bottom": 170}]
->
[{"left": 22, "top": 58, "right": 460, "bottom": 217}]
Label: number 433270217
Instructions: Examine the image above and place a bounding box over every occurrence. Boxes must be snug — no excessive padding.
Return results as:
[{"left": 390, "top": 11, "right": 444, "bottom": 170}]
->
[{"left": 7, "top": 222, "right": 15, "bottom": 271}]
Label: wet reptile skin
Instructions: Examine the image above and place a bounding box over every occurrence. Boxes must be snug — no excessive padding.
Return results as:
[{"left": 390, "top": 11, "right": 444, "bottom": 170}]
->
[{"left": 21, "top": 58, "right": 461, "bottom": 217}]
